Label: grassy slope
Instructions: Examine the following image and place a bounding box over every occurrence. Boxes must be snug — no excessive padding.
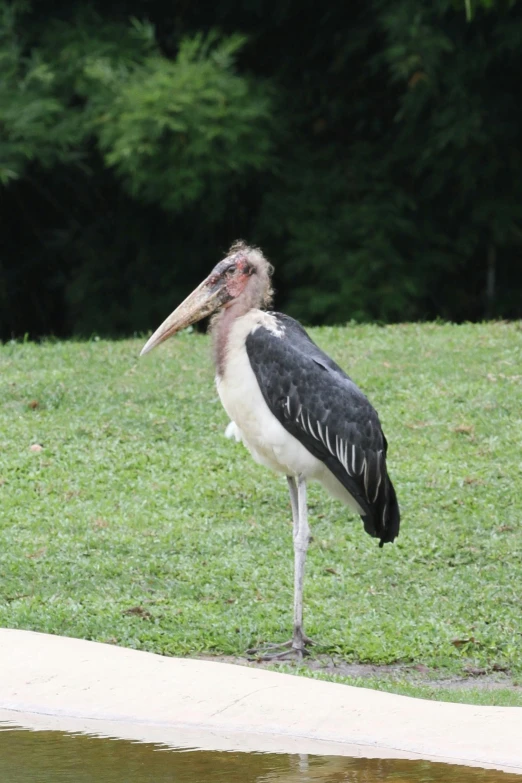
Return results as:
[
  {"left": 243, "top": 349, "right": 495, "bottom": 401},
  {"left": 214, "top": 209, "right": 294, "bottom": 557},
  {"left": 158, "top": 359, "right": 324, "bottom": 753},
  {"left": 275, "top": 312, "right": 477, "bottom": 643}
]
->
[{"left": 0, "top": 323, "right": 521, "bottom": 704}]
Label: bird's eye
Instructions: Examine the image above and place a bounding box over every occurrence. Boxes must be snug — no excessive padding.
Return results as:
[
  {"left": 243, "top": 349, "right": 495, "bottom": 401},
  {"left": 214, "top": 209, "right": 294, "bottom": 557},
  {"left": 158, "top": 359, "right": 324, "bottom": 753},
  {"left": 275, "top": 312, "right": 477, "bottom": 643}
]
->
[{"left": 226, "top": 265, "right": 237, "bottom": 277}]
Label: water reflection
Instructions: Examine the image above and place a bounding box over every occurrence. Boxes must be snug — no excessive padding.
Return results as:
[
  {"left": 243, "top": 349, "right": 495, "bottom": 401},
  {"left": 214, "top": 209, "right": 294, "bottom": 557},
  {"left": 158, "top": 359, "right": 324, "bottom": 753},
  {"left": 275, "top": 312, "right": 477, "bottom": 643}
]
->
[{"left": 0, "top": 725, "right": 518, "bottom": 782}]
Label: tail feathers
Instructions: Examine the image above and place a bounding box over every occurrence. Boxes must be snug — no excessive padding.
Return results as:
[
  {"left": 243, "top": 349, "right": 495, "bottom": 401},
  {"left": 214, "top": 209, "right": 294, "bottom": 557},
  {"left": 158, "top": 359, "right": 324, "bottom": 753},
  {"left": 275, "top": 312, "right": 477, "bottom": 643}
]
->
[{"left": 361, "top": 474, "right": 400, "bottom": 547}]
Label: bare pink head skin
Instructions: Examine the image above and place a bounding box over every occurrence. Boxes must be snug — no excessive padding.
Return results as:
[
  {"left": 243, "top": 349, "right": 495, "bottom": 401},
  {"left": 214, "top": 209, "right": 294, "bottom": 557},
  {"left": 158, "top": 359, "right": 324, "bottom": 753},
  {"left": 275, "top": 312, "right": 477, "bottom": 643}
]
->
[{"left": 139, "top": 241, "right": 274, "bottom": 358}]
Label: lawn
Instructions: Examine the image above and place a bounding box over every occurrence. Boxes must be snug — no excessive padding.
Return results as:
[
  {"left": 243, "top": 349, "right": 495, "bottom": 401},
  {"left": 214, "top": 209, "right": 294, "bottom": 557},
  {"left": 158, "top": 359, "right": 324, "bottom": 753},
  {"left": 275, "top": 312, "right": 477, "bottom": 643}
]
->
[{"left": 1, "top": 322, "right": 521, "bottom": 705}]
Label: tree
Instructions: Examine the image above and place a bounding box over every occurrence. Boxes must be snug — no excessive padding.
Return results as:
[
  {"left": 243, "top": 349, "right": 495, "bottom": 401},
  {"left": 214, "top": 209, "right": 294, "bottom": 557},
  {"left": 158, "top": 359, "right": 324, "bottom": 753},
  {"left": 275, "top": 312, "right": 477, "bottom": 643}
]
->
[{"left": 1, "top": 0, "right": 521, "bottom": 338}]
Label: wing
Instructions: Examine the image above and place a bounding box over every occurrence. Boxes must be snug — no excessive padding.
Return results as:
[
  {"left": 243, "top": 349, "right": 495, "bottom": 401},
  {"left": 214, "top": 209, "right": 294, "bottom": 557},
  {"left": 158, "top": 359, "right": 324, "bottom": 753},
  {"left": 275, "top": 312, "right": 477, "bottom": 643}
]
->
[{"left": 246, "top": 313, "right": 400, "bottom": 545}]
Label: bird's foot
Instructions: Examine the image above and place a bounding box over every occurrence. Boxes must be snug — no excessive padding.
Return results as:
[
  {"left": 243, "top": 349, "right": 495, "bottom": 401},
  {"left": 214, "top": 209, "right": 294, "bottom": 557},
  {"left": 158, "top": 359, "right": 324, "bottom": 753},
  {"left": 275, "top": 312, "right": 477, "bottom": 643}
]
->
[{"left": 246, "top": 632, "right": 314, "bottom": 662}]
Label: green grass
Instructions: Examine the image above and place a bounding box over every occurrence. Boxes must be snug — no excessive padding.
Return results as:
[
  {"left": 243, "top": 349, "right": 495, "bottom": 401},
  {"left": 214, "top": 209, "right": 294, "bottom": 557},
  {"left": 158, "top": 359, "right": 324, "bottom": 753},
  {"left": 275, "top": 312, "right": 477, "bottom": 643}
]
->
[{"left": 1, "top": 322, "right": 521, "bottom": 706}]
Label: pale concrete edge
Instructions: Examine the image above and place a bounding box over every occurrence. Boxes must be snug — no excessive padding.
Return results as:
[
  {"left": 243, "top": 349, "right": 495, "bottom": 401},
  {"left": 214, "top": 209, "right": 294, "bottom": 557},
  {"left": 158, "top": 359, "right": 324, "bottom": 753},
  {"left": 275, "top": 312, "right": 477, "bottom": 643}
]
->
[
  {"left": 0, "top": 704, "right": 521, "bottom": 776},
  {"left": 1, "top": 629, "right": 521, "bottom": 776}
]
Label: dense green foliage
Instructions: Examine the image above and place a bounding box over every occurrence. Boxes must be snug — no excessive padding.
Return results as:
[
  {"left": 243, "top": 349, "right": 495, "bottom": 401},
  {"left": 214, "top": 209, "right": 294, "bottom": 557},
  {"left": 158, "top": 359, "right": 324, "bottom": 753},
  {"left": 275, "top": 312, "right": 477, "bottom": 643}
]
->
[
  {"left": 1, "top": 324, "right": 521, "bottom": 699},
  {"left": 1, "top": 0, "right": 521, "bottom": 338}
]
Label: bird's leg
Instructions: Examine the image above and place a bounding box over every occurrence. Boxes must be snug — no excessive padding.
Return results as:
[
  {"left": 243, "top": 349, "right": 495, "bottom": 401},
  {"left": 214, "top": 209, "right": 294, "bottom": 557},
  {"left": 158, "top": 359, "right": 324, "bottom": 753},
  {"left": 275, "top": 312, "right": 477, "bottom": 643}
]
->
[
  {"left": 246, "top": 475, "right": 314, "bottom": 661},
  {"left": 291, "top": 474, "right": 314, "bottom": 655}
]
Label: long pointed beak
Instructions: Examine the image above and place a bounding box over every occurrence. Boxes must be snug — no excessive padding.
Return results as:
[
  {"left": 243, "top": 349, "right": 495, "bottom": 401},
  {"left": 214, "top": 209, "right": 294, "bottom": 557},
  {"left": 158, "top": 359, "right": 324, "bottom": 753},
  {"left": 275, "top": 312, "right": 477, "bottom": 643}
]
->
[{"left": 140, "top": 277, "right": 224, "bottom": 356}]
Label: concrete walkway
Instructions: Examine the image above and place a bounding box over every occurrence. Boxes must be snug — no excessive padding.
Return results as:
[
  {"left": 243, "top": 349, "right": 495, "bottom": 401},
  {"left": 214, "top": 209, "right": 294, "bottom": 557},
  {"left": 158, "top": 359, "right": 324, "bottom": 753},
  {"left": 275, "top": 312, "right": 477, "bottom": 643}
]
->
[{"left": 0, "top": 629, "right": 520, "bottom": 774}]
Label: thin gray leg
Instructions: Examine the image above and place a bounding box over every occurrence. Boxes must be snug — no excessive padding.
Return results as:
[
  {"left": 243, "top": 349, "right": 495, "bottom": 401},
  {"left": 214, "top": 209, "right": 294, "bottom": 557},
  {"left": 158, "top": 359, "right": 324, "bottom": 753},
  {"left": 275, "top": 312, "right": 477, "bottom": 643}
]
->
[
  {"left": 292, "top": 473, "right": 310, "bottom": 653},
  {"left": 245, "top": 474, "right": 313, "bottom": 660}
]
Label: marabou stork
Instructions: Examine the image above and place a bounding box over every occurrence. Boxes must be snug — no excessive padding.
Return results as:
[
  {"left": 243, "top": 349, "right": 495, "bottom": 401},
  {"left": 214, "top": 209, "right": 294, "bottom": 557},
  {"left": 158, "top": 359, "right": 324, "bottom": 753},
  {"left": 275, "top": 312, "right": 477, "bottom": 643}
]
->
[{"left": 140, "top": 241, "right": 400, "bottom": 659}]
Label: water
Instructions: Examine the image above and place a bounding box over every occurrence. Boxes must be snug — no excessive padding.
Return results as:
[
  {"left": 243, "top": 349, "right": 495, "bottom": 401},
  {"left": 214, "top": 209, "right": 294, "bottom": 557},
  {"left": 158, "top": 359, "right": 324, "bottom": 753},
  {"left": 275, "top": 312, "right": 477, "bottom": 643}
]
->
[{"left": 0, "top": 725, "right": 518, "bottom": 782}]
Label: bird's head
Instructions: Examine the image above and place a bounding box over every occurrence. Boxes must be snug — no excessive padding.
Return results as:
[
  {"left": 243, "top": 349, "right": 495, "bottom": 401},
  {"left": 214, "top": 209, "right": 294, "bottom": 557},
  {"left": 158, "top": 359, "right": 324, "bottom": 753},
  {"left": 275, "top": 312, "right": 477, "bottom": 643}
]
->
[{"left": 140, "top": 241, "right": 273, "bottom": 356}]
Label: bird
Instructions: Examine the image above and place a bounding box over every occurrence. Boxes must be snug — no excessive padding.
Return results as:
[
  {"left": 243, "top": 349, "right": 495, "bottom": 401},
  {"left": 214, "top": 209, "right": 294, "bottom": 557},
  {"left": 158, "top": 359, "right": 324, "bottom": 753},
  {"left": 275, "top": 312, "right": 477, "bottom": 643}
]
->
[{"left": 140, "top": 241, "right": 400, "bottom": 659}]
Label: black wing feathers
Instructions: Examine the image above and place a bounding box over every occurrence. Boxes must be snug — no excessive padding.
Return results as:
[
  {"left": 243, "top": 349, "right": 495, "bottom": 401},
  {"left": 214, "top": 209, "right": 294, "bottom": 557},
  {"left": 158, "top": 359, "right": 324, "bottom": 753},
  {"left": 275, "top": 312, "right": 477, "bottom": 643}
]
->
[{"left": 246, "top": 314, "right": 400, "bottom": 545}]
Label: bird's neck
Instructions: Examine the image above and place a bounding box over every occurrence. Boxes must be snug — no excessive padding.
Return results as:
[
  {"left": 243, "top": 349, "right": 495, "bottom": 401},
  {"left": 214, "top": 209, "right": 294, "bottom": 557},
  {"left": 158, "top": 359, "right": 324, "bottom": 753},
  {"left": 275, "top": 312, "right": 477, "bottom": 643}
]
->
[
  {"left": 211, "top": 276, "right": 267, "bottom": 377},
  {"left": 211, "top": 302, "right": 249, "bottom": 377}
]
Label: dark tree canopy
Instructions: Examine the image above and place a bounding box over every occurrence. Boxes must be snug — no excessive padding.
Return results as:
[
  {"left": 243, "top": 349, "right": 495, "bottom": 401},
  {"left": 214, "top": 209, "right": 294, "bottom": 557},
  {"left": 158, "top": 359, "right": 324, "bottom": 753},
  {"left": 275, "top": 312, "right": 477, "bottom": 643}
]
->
[{"left": 1, "top": 0, "right": 521, "bottom": 339}]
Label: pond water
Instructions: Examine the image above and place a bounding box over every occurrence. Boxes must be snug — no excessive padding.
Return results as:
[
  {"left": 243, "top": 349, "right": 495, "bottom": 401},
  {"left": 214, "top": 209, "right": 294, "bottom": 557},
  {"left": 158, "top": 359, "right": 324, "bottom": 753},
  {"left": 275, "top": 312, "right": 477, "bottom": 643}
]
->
[{"left": 0, "top": 724, "right": 519, "bottom": 782}]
